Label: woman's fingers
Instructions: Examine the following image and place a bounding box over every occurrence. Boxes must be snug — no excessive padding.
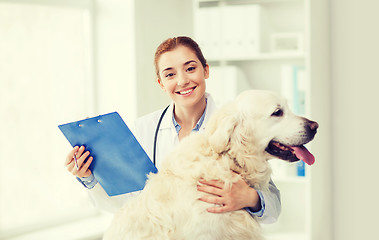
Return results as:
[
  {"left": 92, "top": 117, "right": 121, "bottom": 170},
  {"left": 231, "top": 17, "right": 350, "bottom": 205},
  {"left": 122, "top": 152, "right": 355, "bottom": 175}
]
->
[
  {"left": 77, "top": 156, "right": 93, "bottom": 178},
  {"left": 65, "top": 146, "right": 79, "bottom": 166},
  {"left": 197, "top": 183, "right": 223, "bottom": 197},
  {"left": 77, "top": 150, "right": 90, "bottom": 166},
  {"left": 76, "top": 145, "right": 86, "bottom": 159},
  {"left": 65, "top": 146, "right": 93, "bottom": 178},
  {"left": 198, "top": 178, "right": 224, "bottom": 189},
  {"left": 81, "top": 156, "right": 93, "bottom": 171},
  {"left": 198, "top": 193, "right": 231, "bottom": 213}
]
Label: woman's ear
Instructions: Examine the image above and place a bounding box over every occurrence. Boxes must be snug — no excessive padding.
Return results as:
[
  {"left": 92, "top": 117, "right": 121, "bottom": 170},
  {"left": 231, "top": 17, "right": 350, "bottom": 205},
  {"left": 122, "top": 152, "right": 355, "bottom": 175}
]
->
[
  {"left": 157, "top": 78, "right": 166, "bottom": 91},
  {"left": 204, "top": 64, "right": 210, "bottom": 79}
]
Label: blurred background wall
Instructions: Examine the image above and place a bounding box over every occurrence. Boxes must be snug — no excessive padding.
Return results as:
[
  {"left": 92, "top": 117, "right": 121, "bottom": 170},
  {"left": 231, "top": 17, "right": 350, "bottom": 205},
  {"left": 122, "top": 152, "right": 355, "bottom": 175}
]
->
[{"left": 331, "top": 0, "right": 379, "bottom": 239}]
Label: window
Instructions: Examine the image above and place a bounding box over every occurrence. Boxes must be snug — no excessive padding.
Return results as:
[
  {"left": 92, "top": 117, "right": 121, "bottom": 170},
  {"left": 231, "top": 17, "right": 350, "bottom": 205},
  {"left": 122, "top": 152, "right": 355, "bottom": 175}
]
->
[{"left": 0, "top": 0, "right": 97, "bottom": 236}]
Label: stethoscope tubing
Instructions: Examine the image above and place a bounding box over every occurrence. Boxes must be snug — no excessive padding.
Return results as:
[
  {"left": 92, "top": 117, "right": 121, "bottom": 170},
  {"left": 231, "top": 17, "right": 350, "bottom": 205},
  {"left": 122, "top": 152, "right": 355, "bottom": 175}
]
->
[{"left": 153, "top": 105, "right": 170, "bottom": 166}]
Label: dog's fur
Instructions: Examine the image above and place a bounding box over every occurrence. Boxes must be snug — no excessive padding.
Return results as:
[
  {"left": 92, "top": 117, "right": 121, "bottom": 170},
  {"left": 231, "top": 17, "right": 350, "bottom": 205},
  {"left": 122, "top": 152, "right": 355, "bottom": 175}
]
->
[{"left": 103, "top": 90, "right": 318, "bottom": 240}]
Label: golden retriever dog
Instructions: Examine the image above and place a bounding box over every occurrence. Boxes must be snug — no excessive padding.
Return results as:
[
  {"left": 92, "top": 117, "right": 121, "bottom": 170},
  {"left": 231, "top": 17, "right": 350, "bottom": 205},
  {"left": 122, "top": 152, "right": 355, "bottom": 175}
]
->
[{"left": 103, "top": 90, "right": 318, "bottom": 240}]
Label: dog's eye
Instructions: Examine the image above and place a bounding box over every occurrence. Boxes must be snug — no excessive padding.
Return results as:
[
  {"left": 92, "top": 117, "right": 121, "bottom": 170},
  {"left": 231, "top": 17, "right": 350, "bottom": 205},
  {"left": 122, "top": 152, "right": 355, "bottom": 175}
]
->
[{"left": 271, "top": 109, "right": 283, "bottom": 117}]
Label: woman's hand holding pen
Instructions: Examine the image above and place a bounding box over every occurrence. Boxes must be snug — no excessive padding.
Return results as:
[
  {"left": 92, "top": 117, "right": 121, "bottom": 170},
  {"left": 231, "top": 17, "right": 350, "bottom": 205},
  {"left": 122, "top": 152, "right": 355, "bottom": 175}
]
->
[{"left": 65, "top": 146, "right": 93, "bottom": 178}]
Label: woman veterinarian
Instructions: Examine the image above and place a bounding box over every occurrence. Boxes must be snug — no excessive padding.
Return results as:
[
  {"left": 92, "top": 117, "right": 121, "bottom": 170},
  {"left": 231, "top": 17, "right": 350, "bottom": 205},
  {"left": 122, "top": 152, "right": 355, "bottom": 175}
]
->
[{"left": 64, "top": 36, "right": 281, "bottom": 223}]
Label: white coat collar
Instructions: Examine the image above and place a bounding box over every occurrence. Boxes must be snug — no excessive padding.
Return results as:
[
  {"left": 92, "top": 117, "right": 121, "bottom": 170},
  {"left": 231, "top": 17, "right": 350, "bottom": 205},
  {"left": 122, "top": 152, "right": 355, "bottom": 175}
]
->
[{"left": 159, "top": 92, "right": 217, "bottom": 132}]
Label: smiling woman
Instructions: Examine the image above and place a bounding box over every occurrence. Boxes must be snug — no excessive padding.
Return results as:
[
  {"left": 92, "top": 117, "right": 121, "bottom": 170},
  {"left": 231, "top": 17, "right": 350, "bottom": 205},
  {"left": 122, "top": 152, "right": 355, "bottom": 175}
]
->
[{"left": 0, "top": 1, "right": 97, "bottom": 237}]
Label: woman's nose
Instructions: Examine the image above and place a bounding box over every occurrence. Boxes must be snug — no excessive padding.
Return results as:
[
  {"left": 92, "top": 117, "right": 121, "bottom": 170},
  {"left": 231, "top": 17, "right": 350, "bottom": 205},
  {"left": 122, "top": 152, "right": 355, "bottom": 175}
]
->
[{"left": 177, "top": 73, "right": 189, "bottom": 86}]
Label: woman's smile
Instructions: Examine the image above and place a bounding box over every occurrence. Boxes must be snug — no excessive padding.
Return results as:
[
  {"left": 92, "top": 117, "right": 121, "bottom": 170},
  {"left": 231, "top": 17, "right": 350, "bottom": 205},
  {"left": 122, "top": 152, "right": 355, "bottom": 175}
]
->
[{"left": 176, "top": 86, "right": 197, "bottom": 96}]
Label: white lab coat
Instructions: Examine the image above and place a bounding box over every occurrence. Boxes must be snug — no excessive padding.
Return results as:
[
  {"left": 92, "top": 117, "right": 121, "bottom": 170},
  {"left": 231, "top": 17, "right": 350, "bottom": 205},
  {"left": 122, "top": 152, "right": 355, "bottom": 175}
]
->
[{"left": 86, "top": 93, "right": 281, "bottom": 223}]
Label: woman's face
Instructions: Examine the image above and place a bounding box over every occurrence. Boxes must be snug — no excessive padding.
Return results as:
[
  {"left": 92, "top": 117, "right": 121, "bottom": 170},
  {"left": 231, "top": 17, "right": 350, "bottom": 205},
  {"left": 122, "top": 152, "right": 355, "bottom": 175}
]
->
[{"left": 157, "top": 45, "right": 209, "bottom": 109}]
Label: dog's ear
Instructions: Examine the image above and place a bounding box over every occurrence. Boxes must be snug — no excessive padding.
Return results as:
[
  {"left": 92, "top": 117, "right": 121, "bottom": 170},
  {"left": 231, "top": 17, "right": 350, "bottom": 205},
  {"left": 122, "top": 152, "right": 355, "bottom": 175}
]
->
[{"left": 207, "top": 105, "right": 239, "bottom": 153}]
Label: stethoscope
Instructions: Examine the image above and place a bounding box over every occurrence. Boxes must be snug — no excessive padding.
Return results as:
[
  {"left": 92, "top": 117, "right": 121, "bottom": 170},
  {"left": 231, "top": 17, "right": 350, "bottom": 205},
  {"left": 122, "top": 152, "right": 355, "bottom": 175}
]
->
[{"left": 153, "top": 105, "right": 170, "bottom": 166}]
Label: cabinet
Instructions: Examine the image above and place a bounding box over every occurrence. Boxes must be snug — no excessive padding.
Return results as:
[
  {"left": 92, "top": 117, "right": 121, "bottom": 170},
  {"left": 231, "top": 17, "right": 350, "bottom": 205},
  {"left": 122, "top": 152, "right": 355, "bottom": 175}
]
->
[{"left": 193, "top": 0, "right": 332, "bottom": 240}]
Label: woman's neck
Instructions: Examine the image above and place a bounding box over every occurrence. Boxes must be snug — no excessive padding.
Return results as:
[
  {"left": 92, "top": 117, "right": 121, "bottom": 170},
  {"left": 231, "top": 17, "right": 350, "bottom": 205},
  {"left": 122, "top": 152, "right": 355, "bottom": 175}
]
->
[{"left": 174, "top": 96, "right": 206, "bottom": 139}]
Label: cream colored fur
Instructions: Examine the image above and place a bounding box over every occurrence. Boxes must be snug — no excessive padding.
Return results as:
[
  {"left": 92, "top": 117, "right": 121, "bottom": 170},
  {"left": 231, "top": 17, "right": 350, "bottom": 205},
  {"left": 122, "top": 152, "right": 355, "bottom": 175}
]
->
[{"left": 103, "top": 90, "right": 315, "bottom": 240}]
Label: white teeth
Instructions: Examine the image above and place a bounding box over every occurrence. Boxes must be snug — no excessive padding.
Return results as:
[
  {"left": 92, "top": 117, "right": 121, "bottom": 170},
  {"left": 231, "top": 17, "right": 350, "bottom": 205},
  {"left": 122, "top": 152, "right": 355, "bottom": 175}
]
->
[{"left": 179, "top": 89, "right": 193, "bottom": 95}]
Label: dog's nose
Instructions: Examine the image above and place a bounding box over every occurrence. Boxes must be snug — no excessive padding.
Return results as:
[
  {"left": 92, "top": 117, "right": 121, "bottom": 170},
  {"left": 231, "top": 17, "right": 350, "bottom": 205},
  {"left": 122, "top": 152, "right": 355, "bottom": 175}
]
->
[{"left": 309, "top": 121, "right": 319, "bottom": 131}]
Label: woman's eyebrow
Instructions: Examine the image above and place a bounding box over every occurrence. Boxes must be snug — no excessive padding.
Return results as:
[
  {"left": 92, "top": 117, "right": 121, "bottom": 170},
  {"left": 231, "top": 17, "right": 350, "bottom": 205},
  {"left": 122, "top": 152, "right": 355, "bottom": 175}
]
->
[
  {"left": 184, "top": 60, "right": 197, "bottom": 66},
  {"left": 162, "top": 67, "right": 173, "bottom": 73}
]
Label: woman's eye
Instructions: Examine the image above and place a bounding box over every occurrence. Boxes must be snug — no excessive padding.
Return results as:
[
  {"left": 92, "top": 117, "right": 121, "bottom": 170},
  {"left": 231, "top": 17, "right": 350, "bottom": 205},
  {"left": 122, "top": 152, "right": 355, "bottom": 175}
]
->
[
  {"left": 271, "top": 109, "right": 283, "bottom": 117},
  {"left": 187, "top": 66, "right": 196, "bottom": 72},
  {"left": 165, "top": 73, "right": 174, "bottom": 78}
]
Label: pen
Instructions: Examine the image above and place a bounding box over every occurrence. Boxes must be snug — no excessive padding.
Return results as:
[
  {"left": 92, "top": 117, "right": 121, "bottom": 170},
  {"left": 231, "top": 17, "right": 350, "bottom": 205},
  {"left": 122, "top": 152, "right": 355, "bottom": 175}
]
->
[{"left": 74, "top": 153, "right": 79, "bottom": 170}]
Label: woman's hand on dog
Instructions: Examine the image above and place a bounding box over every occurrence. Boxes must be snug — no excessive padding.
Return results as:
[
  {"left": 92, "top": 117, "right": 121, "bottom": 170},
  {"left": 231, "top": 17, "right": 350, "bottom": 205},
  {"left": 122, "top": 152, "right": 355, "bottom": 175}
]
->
[
  {"left": 197, "top": 173, "right": 261, "bottom": 213},
  {"left": 65, "top": 146, "right": 93, "bottom": 178}
]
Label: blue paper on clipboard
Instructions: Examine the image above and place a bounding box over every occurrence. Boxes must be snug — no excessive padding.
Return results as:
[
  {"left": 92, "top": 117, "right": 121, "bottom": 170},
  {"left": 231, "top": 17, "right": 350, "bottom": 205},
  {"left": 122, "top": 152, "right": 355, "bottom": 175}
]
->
[{"left": 58, "top": 112, "right": 157, "bottom": 196}]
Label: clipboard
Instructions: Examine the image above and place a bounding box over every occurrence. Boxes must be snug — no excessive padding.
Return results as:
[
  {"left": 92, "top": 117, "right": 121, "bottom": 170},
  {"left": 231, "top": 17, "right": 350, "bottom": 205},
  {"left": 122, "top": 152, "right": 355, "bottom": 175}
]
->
[{"left": 58, "top": 112, "right": 158, "bottom": 196}]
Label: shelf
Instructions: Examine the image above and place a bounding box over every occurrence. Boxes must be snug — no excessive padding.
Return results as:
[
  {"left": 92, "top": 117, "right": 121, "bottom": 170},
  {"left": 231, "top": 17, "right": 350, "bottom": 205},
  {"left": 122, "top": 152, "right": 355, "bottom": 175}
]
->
[
  {"left": 272, "top": 175, "right": 308, "bottom": 184},
  {"left": 207, "top": 52, "right": 305, "bottom": 63},
  {"left": 193, "top": 0, "right": 318, "bottom": 239},
  {"left": 198, "top": 0, "right": 303, "bottom": 4}
]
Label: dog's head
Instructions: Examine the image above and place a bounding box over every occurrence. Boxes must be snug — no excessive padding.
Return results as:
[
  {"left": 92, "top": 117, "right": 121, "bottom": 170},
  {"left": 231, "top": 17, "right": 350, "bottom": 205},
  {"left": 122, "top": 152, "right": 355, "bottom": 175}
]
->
[{"left": 207, "top": 90, "right": 318, "bottom": 166}]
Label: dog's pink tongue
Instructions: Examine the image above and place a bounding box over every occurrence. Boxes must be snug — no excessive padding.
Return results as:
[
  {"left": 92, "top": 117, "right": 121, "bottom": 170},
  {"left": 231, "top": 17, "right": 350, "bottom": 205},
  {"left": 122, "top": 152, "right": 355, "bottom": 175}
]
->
[{"left": 292, "top": 146, "right": 315, "bottom": 165}]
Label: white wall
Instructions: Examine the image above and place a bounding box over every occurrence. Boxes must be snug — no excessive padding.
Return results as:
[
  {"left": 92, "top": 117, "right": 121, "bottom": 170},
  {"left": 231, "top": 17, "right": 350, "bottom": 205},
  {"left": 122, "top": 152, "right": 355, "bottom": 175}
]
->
[
  {"left": 95, "top": 0, "right": 137, "bottom": 124},
  {"left": 306, "top": 0, "right": 333, "bottom": 238},
  {"left": 331, "top": 0, "right": 379, "bottom": 239}
]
